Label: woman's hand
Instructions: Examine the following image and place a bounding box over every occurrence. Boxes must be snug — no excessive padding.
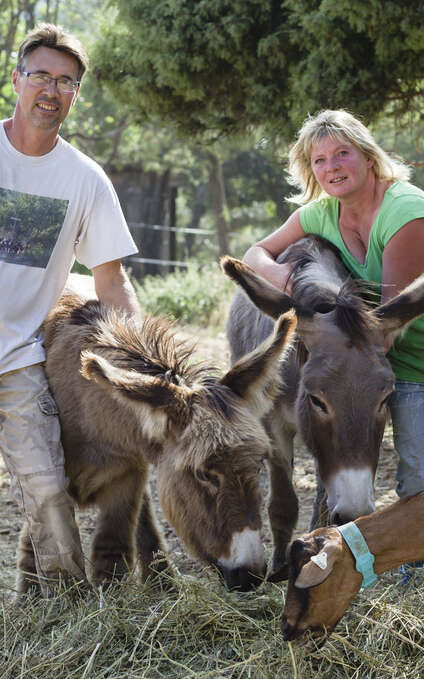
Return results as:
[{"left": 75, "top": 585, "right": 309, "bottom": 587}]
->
[{"left": 242, "top": 209, "right": 305, "bottom": 294}]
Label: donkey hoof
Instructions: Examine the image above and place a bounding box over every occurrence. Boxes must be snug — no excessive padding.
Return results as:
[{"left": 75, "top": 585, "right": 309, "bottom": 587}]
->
[{"left": 267, "top": 562, "right": 289, "bottom": 582}]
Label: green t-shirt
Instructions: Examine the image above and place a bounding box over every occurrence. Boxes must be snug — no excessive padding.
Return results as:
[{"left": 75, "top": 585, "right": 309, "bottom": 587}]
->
[{"left": 299, "top": 181, "right": 424, "bottom": 382}]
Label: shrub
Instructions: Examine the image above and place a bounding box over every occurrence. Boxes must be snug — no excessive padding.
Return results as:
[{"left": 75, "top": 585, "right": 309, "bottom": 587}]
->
[{"left": 133, "top": 261, "right": 233, "bottom": 327}]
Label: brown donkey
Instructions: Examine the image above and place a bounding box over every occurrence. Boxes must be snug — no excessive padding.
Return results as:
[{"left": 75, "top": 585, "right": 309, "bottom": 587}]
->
[
  {"left": 27, "top": 289, "right": 296, "bottom": 592},
  {"left": 223, "top": 235, "right": 424, "bottom": 580}
]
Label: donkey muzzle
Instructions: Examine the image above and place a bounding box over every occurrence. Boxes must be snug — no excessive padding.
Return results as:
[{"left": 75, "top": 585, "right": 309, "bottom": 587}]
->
[{"left": 217, "top": 563, "right": 266, "bottom": 591}]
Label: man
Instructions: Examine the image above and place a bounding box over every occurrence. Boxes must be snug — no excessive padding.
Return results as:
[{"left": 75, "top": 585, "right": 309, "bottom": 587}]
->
[{"left": 0, "top": 23, "right": 139, "bottom": 595}]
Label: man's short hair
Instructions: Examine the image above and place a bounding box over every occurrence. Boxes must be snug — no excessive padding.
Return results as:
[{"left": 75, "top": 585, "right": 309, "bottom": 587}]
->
[{"left": 17, "top": 23, "right": 89, "bottom": 81}]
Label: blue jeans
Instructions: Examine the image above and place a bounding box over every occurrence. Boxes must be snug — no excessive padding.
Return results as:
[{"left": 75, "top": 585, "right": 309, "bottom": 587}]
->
[{"left": 389, "top": 380, "right": 424, "bottom": 499}]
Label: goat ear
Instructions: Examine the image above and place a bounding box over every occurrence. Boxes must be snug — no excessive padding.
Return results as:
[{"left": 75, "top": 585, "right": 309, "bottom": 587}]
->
[
  {"left": 220, "top": 256, "right": 295, "bottom": 319},
  {"left": 220, "top": 311, "right": 297, "bottom": 417},
  {"left": 294, "top": 542, "right": 339, "bottom": 589},
  {"left": 80, "top": 350, "right": 191, "bottom": 437},
  {"left": 372, "top": 274, "right": 424, "bottom": 346}
]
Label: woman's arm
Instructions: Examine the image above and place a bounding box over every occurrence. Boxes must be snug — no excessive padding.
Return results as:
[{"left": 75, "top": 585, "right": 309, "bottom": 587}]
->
[
  {"left": 243, "top": 209, "right": 305, "bottom": 290},
  {"left": 381, "top": 217, "right": 424, "bottom": 303}
]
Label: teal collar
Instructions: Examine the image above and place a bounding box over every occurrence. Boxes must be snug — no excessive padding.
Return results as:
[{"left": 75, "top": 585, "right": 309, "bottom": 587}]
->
[{"left": 337, "top": 522, "right": 378, "bottom": 589}]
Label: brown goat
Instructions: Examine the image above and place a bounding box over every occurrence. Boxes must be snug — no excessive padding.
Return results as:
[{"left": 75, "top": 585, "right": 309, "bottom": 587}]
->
[
  {"left": 282, "top": 491, "right": 424, "bottom": 645},
  {"left": 36, "top": 289, "right": 296, "bottom": 591}
]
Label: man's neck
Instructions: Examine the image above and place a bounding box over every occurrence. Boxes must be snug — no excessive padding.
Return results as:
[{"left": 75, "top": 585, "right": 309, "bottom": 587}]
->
[{"left": 3, "top": 117, "right": 59, "bottom": 156}]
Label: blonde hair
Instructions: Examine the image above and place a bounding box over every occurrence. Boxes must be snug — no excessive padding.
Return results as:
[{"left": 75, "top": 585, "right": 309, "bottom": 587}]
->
[
  {"left": 287, "top": 109, "right": 411, "bottom": 205},
  {"left": 17, "top": 23, "right": 89, "bottom": 81}
]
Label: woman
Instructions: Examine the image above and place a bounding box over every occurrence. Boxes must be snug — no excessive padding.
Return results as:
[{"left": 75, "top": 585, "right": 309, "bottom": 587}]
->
[{"left": 244, "top": 109, "right": 424, "bottom": 531}]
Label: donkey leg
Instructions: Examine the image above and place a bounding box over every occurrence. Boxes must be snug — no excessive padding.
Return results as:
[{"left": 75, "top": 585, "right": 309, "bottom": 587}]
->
[
  {"left": 264, "top": 417, "right": 298, "bottom": 581},
  {"left": 136, "top": 486, "right": 172, "bottom": 585},
  {"left": 309, "top": 467, "right": 330, "bottom": 530},
  {"left": 267, "top": 456, "right": 299, "bottom": 582},
  {"left": 90, "top": 470, "right": 145, "bottom": 586}
]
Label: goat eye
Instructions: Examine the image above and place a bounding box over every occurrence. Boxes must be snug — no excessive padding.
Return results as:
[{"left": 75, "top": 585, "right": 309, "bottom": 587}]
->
[{"left": 308, "top": 394, "right": 328, "bottom": 413}]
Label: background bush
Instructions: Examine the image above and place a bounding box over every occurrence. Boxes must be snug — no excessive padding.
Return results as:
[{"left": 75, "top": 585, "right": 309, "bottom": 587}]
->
[{"left": 134, "top": 261, "right": 234, "bottom": 327}]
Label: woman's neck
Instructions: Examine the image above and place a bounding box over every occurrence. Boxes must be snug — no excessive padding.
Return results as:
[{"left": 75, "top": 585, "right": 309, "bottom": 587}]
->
[{"left": 339, "top": 175, "right": 389, "bottom": 224}]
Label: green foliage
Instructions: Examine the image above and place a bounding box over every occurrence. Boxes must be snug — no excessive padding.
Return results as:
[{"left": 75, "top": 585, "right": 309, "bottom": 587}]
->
[
  {"left": 93, "top": 0, "right": 299, "bottom": 140},
  {"left": 71, "top": 260, "right": 91, "bottom": 275},
  {"left": 372, "top": 114, "right": 424, "bottom": 190},
  {"left": 229, "top": 220, "right": 275, "bottom": 260},
  {"left": 0, "top": 0, "right": 39, "bottom": 118},
  {"left": 134, "top": 261, "right": 233, "bottom": 326},
  {"left": 223, "top": 145, "right": 293, "bottom": 223},
  {"left": 285, "top": 0, "right": 424, "bottom": 125},
  {"left": 0, "top": 0, "right": 295, "bottom": 266},
  {"left": 94, "top": 0, "right": 424, "bottom": 141}
]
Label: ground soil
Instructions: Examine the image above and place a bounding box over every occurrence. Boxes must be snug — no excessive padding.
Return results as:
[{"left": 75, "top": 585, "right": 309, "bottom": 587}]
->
[{"left": 0, "top": 326, "right": 398, "bottom": 592}]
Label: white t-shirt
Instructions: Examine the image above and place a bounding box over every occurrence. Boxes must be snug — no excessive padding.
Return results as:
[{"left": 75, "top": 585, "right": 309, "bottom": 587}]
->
[{"left": 0, "top": 122, "right": 138, "bottom": 374}]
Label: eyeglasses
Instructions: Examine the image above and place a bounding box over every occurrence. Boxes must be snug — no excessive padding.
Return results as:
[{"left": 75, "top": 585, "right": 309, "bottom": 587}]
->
[{"left": 19, "top": 70, "right": 80, "bottom": 94}]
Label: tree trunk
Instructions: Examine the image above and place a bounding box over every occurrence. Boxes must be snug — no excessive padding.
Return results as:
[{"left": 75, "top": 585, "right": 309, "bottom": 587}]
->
[
  {"left": 208, "top": 152, "right": 230, "bottom": 257},
  {"left": 185, "top": 184, "right": 207, "bottom": 258},
  {"left": 168, "top": 186, "right": 177, "bottom": 273},
  {"left": 109, "top": 166, "right": 171, "bottom": 278}
]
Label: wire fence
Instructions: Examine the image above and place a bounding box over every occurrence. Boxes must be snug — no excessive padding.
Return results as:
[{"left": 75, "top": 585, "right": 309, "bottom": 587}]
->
[{"left": 127, "top": 221, "right": 217, "bottom": 270}]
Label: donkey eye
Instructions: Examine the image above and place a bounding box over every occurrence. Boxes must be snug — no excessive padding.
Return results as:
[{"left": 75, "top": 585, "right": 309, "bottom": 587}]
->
[
  {"left": 308, "top": 394, "right": 328, "bottom": 414},
  {"left": 195, "top": 468, "right": 220, "bottom": 489}
]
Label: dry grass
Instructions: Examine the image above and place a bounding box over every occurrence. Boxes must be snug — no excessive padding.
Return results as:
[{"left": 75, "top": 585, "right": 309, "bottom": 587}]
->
[
  {"left": 1, "top": 565, "right": 423, "bottom": 679},
  {"left": 0, "top": 325, "right": 419, "bottom": 678}
]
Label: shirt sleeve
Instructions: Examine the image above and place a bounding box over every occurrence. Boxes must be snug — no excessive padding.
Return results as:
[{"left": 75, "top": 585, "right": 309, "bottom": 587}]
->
[
  {"left": 299, "top": 198, "right": 337, "bottom": 237},
  {"left": 299, "top": 201, "right": 321, "bottom": 234},
  {"left": 74, "top": 177, "right": 138, "bottom": 269},
  {"left": 376, "top": 191, "right": 424, "bottom": 249}
]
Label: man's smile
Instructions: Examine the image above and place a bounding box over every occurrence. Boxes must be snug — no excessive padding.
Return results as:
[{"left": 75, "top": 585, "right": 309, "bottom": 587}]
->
[{"left": 36, "top": 101, "right": 59, "bottom": 111}]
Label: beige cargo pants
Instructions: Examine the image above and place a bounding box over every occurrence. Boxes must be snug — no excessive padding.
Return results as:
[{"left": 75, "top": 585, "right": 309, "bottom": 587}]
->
[{"left": 0, "top": 363, "right": 87, "bottom": 594}]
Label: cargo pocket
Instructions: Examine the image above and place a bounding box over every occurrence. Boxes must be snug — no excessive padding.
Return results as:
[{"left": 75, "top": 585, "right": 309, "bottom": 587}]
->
[
  {"left": 37, "top": 391, "right": 59, "bottom": 417},
  {"left": 37, "top": 390, "right": 63, "bottom": 468}
]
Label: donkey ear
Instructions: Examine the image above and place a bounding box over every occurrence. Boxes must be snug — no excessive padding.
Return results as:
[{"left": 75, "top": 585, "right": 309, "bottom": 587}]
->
[
  {"left": 220, "top": 256, "right": 295, "bottom": 319},
  {"left": 80, "top": 350, "right": 191, "bottom": 440},
  {"left": 372, "top": 274, "right": 424, "bottom": 345},
  {"left": 295, "top": 313, "right": 325, "bottom": 351},
  {"left": 220, "top": 311, "right": 297, "bottom": 417},
  {"left": 295, "top": 541, "right": 339, "bottom": 589}
]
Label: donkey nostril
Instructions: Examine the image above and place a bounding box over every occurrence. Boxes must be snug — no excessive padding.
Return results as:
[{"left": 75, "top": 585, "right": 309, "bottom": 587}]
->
[
  {"left": 219, "top": 565, "right": 263, "bottom": 591},
  {"left": 332, "top": 510, "right": 355, "bottom": 526}
]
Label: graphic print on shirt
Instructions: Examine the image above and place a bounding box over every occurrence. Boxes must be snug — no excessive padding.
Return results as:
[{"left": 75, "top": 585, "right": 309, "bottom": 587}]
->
[{"left": 0, "top": 187, "right": 68, "bottom": 268}]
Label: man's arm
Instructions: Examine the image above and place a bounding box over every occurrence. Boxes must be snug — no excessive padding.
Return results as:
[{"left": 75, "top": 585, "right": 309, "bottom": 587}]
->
[{"left": 91, "top": 259, "right": 140, "bottom": 317}]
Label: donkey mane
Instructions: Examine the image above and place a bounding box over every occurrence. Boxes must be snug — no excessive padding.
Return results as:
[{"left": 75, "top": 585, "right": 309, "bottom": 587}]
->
[
  {"left": 84, "top": 302, "right": 222, "bottom": 380},
  {"left": 60, "top": 295, "right": 243, "bottom": 424},
  {"left": 281, "top": 236, "right": 377, "bottom": 348},
  {"left": 332, "top": 279, "right": 378, "bottom": 347}
]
